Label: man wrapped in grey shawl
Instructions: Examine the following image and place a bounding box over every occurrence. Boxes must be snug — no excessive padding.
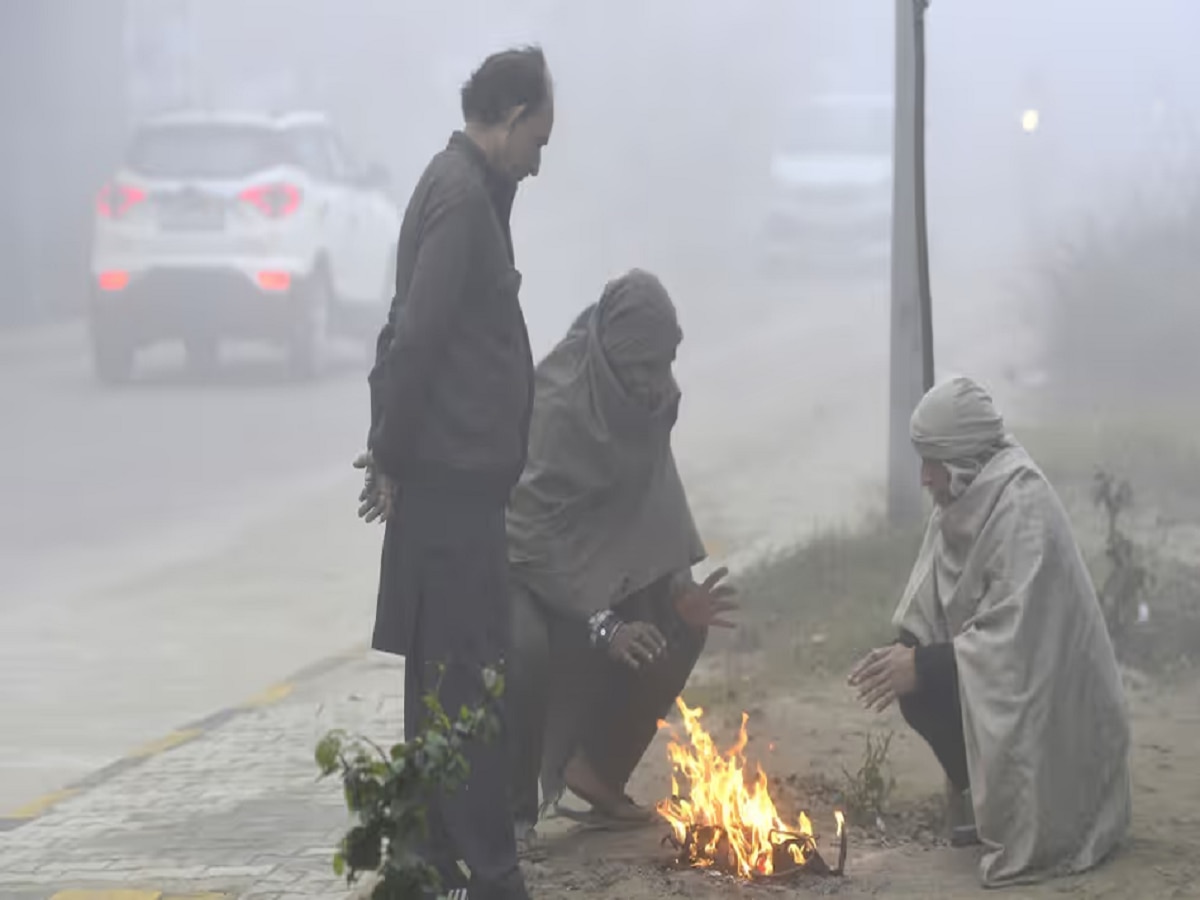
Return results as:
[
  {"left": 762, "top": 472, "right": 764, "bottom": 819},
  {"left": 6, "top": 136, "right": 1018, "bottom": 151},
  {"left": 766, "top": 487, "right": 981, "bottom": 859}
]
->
[
  {"left": 850, "top": 376, "right": 1130, "bottom": 886},
  {"left": 505, "top": 270, "right": 736, "bottom": 836}
]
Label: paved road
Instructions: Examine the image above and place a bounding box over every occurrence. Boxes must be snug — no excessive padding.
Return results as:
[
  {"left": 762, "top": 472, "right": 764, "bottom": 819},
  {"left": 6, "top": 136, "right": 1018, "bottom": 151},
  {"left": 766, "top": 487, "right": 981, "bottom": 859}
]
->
[
  {"left": 0, "top": 330, "right": 370, "bottom": 604},
  {"left": 0, "top": 330, "right": 380, "bottom": 812}
]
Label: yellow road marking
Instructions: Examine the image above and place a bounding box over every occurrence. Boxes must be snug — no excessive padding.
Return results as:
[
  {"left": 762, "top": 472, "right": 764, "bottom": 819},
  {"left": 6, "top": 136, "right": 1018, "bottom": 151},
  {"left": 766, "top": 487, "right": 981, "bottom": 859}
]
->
[
  {"left": 126, "top": 728, "right": 202, "bottom": 759},
  {"left": 50, "top": 892, "right": 162, "bottom": 900},
  {"left": 241, "top": 681, "right": 294, "bottom": 708},
  {"left": 6, "top": 787, "right": 79, "bottom": 819},
  {"left": 49, "top": 892, "right": 228, "bottom": 899}
]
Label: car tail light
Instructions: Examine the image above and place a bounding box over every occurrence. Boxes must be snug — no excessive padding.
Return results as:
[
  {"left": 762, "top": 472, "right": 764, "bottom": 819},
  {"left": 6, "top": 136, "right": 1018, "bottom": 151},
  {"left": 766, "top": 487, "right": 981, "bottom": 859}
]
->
[
  {"left": 239, "top": 183, "right": 302, "bottom": 218},
  {"left": 256, "top": 270, "right": 292, "bottom": 292},
  {"left": 96, "top": 183, "right": 147, "bottom": 220},
  {"left": 98, "top": 270, "right": 130, "bottom": 291}
]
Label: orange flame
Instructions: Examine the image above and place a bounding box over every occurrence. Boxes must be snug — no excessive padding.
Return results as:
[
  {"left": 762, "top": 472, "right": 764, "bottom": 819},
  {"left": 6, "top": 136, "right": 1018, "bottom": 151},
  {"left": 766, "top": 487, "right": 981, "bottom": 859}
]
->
[{"left": 656, "top": 697, "right": 841, "bottom": 879}]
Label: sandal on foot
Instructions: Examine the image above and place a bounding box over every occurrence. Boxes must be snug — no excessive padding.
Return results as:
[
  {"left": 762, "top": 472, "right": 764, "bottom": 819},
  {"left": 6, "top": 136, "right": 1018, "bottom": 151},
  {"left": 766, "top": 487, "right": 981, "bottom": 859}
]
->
[{"left": 555, "top": 789, "right": 657, "bottom": 831}]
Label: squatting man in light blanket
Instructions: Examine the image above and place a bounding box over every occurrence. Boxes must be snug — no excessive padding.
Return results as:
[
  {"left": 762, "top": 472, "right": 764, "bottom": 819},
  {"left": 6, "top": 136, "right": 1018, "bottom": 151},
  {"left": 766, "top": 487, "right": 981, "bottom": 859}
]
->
[{"left": 848, "top": 375, "right": 1131, "bottom": 887}]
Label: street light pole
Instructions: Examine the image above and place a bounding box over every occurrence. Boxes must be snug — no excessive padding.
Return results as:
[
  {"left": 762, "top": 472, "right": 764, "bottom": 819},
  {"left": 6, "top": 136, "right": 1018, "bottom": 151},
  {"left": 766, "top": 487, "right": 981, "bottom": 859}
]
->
[{"left": 887, "top": 0, "right": 936, "bottom": 524}]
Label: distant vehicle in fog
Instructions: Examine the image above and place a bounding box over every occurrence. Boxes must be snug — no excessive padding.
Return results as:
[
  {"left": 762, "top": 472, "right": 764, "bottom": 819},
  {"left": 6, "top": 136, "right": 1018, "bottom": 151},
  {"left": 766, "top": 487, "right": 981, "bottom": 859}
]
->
[
  {"left": 761, "top": 93, "right": 893, "bottom": 282},
  {"left": 88, "top": 110, "right": 400, "bottom": 383}
]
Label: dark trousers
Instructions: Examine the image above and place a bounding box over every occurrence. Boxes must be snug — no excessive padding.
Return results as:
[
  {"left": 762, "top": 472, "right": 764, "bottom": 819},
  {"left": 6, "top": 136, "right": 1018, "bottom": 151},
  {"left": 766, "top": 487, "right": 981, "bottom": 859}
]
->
[
  {"left": 508, "top": 576, "right": 706, "bottom": 824},
  {"left": 897, "top": 634, "right": 970, "bottom": 793},
  {"left": 389, "top": 487, "right": 528, "bottom": 900}
]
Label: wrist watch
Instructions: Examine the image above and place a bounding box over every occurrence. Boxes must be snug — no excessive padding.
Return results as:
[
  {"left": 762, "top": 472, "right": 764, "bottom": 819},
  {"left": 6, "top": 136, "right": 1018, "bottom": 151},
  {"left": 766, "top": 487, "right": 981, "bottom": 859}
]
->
[{"left": 587, "top": 609, "right": 624, "bottom": 649}]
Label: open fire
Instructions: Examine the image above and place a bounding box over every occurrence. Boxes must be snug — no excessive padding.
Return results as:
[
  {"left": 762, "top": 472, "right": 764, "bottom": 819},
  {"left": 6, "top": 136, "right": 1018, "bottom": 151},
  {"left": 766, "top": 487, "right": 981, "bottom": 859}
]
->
[{"left": 656, "top": 698, "right": 847, "bottom": 881}]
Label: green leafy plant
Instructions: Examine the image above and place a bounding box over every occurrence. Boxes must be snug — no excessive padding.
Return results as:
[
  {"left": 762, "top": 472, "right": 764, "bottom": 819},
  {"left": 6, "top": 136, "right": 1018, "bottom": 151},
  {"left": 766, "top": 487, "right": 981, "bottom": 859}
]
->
[
  {"left": 316, "top": 667, "right": 504, "bottom": 900},
  {"left": 1092, "top": 470, "right": 1154, "bottom": 657},
  {"left": 840, "top": 730, "right": 896, "bottom": 827}
]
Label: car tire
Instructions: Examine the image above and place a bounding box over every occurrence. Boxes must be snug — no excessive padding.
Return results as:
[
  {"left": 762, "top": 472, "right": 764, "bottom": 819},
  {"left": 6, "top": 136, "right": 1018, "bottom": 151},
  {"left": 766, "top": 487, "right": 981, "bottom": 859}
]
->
[
  {"left": 92, "top": 330, "right": 135, "bottom": 385},
  {"left": 288, "top": 269, "right": 330, "bottom": 381}
]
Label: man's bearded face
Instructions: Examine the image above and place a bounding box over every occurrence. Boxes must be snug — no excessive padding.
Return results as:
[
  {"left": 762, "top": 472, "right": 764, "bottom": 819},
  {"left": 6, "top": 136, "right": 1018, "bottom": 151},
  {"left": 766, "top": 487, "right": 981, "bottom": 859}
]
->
[{"left": 921, "top": 458, "right": 954, "bottom": 507}]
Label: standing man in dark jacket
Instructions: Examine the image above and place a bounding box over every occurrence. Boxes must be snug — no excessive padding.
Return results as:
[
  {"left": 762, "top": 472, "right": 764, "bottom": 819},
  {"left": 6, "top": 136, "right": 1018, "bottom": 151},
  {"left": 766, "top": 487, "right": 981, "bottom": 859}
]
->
[{"left": 356, "top": 46, "right": 553, "bottom": 900}]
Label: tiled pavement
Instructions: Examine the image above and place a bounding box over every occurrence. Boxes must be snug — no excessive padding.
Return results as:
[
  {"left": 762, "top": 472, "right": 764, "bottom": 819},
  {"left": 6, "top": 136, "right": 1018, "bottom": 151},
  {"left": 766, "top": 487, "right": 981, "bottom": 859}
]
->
[{"left": 0, "top": 650, "right": 403, "bottom": 900}]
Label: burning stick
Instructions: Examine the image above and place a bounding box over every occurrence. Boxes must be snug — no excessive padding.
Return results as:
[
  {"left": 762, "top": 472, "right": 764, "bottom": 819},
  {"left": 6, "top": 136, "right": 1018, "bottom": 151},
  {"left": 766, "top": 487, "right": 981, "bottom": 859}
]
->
[
  {"left": 656, "top": 698, "right": 849, "bottom": 881},
  {"left": 834, "top": 810, "right": 847, "bottom": 875}
]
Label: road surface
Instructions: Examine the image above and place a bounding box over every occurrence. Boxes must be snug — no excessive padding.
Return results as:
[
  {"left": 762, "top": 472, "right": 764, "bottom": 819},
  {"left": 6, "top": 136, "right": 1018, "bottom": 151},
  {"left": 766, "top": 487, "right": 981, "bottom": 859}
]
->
[
  {"left": 0, "top": 338, "right": 371, "bottom": 603},
  {"left": 0, "top": 332, "right": 379, "bottom": 812}
]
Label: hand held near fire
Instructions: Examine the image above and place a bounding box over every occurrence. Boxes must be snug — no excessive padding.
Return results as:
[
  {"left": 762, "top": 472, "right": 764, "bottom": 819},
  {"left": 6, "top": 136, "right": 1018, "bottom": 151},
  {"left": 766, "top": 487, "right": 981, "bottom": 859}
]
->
[
  {"left": 608, "top": 621, "right": 667, "bottom": 670},
  {"left": 673, "top": 566, "right": 740, "bottom": 629},
  {"left": 847, "top": 644, "right": 917, "bottom": 713},
  {"left": 588, "top": 608, "right": 667, "bottom": 669}
]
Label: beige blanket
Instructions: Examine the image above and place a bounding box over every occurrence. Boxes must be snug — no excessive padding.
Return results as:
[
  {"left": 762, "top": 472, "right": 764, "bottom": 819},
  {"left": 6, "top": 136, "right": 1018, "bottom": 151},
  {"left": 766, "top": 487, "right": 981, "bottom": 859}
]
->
[{"left": 893, "top": 444, "right": 1131, "bottom": 885}]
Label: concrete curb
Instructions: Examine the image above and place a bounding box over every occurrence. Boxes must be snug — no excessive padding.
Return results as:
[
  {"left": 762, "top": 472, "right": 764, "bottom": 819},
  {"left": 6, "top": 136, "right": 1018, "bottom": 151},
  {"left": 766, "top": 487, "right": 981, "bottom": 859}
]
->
[{"left": 0, "top": 642, "right": 369, "bottom": 832}]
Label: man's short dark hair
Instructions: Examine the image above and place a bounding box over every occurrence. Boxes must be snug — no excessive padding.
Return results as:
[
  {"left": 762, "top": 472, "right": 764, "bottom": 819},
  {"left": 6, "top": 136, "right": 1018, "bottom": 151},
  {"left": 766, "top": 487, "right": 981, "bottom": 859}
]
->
[{"left": 461, "top": 46, "right": 549, "bottom": 126}]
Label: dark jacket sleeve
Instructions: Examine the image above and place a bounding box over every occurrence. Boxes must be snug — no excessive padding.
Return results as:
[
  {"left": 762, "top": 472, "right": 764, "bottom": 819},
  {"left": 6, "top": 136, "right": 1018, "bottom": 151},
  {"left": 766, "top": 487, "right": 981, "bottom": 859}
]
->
[
  {"left": 367, "top": 302, "right": 397, "bottom": 448},
  {"left": 370, "top": 187, "right": 488, "bottom": 477},
  {"left": 913, "top": 641, "right": 958, "bottom": 693}
]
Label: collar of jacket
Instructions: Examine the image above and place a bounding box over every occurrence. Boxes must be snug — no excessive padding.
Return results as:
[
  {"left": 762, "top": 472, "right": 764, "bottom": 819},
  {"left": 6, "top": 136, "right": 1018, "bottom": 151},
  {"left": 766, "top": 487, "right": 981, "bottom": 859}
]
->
[{"left": 448, "top": 130, "right": 517, "bottom": 218}]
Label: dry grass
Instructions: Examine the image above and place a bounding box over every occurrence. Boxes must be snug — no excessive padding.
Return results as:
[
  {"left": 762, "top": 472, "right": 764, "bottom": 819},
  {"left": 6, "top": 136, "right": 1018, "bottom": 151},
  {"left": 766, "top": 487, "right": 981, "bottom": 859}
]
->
[
  {"left": 708, "top": 523, "right": 923, "bottom": 687},
  {"left": 1020, "top": 412, "right": 1200, "bottom": 521}
]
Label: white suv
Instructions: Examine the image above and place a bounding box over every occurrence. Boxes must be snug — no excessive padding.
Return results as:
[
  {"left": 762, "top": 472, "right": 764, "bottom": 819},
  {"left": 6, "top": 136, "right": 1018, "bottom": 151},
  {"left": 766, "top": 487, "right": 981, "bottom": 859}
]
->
[{"left": 89, "top": 110, "right": 401, "bottom": 382}]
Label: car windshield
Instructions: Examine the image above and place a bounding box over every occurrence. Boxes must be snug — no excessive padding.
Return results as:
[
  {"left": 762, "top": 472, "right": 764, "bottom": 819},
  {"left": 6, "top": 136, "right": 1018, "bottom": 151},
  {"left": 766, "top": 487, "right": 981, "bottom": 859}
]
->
[
  {"left": 127, "top": 124, "right": 291, "bottom": 178},
  {"left": 284, "top": 128, "right": 336, "bottom": 180}
]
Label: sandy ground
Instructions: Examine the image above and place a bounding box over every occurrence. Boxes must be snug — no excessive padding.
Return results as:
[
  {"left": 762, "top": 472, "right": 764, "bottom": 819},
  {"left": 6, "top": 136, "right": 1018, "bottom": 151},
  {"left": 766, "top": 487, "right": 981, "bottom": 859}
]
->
[{"left": 523, "top": 668, "right": 1200, "bottom": 899}]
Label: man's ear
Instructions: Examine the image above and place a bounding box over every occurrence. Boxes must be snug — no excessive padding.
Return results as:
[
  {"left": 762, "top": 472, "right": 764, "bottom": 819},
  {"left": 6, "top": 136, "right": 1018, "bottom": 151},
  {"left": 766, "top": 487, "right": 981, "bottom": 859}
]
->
[{"left": 503, "top": 103, "right": 528, "bottom": 129}]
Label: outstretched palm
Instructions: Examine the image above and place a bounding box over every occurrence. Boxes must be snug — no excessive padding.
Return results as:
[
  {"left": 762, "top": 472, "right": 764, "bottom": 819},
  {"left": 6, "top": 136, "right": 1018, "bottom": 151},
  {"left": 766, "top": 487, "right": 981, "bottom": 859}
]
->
[{"left": 674, "top": 566, "right": 739, "bottom": 629}]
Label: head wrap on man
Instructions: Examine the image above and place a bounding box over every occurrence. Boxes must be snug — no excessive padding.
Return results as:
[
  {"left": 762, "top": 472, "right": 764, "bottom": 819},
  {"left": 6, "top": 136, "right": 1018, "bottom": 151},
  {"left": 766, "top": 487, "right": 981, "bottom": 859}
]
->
[
  {"left": 506, "top": 270, "right": 704, "bottom": 619},
  {"left": 596, "top": 269, "right": 682, "bottom": 370},
  {"left": 910, "top": 376, "right": 1014, "bottom": 501},
  {"left": 893, "top": 375, "right": 1130, "bottom": 887}
]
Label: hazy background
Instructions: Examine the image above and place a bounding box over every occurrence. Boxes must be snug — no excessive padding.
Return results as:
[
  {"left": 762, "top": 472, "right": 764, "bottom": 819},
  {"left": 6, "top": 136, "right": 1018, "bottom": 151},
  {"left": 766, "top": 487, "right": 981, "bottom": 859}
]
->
[
  {"left": 2, "top": 0, "right": 1199, "bottom": 814},
  {"left": 8, "top": 1, "right": 1200, "bottom": 336}
]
